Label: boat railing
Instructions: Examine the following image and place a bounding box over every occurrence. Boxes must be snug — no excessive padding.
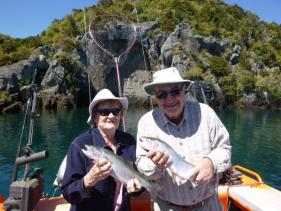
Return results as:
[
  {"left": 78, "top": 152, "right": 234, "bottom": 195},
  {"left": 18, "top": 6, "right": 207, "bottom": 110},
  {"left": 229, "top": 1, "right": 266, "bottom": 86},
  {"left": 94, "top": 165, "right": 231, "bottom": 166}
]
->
[{"left": 232, "top": 165, "right": 264, "bottom": 186}]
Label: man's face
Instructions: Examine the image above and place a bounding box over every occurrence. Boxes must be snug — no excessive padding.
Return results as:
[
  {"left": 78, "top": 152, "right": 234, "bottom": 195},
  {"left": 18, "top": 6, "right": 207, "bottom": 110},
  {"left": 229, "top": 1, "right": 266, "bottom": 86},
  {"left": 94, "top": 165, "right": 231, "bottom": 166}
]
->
[{"left": 153, "top": 83, "right": 185, "bottom": 124}]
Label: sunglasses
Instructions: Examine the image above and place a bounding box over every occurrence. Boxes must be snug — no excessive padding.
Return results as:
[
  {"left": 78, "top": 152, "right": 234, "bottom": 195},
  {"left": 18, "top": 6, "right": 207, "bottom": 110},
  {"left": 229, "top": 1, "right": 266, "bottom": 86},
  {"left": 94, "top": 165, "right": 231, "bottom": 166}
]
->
[
  {"left": 96, "top": 108, "right": 121, "bottom": 116},
  {"left": 154, "top": 88, "right": 183, "bottom": 100}
]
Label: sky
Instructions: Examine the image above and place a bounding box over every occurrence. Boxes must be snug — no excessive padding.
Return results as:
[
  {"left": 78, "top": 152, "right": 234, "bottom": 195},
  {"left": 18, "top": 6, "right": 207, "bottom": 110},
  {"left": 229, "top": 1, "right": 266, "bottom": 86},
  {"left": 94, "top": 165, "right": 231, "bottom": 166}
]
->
[
  {"left": 0, "top": 0, "right": 98, "bottom": 39},
  {"left": 224, "top": 0, "right": 281, "bottom": 24},
  {"left": 0, "top": 0, "right": 281, "bottom": 39}
]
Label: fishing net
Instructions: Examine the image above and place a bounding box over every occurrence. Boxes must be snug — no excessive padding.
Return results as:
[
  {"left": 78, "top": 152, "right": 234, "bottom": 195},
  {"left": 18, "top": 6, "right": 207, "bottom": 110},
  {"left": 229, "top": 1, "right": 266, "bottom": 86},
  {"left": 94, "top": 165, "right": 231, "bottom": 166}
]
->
[
  {"left": 88, "top": 15, "right": 137, "bottom": 131},
  {"left": 89, "top": 15, "right": 137, "bottom": 61}
]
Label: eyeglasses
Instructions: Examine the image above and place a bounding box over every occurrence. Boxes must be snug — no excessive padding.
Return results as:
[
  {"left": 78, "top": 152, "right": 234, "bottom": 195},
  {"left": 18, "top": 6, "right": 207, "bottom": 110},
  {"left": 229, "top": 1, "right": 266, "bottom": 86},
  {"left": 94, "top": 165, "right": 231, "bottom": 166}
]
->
[
  {"left": 154, "top": 88, "right": 183, "bottom": 100},
  {"left": 96, "top": 108, "right": 121, "bottom": 116}
]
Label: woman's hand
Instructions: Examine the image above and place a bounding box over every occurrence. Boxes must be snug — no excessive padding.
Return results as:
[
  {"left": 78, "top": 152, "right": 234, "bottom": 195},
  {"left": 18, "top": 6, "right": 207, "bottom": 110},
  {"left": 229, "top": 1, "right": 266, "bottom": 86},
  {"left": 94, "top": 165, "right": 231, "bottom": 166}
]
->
[
  {"left": 83, "top": 158, "right": 112, "bottom": 188},
  {"left": 146, "top": 150, "right": 172, "bottom": 169},
  {"left": 126, "top": 178, "right": 142, "bottom": 193}
]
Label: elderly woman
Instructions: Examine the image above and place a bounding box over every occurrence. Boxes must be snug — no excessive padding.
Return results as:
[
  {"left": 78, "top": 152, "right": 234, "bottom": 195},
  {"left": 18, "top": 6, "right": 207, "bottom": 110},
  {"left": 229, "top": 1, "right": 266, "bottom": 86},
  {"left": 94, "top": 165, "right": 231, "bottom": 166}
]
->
[{"left": 62, "top": 89, "right": 141, "bottom": 211}]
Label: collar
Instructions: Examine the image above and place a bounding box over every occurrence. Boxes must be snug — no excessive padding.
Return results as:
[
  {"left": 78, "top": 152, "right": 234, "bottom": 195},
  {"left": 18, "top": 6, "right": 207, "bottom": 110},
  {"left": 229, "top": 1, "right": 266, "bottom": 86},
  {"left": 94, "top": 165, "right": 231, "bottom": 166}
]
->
[
  {"left": 156, "top": 101, "right": 188, "bottom": 128},
  {"left": 90, "top": 127, "right": 129, "bottom": 148}
]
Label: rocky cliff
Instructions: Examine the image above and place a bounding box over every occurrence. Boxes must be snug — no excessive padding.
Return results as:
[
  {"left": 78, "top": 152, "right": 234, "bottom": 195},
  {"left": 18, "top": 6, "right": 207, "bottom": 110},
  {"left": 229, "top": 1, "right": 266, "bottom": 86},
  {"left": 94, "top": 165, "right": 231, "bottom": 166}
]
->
[{"left": 0, "top": 21, "right": 280, "bottom": 112}]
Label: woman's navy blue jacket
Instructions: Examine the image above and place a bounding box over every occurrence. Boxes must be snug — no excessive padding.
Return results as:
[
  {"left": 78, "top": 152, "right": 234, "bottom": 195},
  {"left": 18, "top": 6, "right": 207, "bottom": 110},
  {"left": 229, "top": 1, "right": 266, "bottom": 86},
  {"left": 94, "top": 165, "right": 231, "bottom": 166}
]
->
[{"left": 61, "top": 127, "right": 136, "bottom": 211}]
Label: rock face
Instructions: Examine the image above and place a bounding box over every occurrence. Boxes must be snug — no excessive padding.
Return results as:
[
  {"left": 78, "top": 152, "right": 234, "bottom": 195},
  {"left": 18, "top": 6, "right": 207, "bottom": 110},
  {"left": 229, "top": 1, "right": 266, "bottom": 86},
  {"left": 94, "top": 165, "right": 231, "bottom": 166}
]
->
[
  {"left": 160, "top": 23, "right": 198, "bottom": 70},
  {"left": 123, "top": 70, "right": 151, "bottom": 105},
  {"left": 229, "top": 45, "right": 241, "bottom": 65},
  {"left": 0, "top": 54, "right": 48, "bottom": 94},
  {"left": 84, "top": 21, "right": 230, "bottom": 106},
  {"left": 193, "top": 35, "right": 227, "bottom": 56},
  {"left": 0, "top": 20, "right": 280, "bottom": 111},
  {"left": 41, "top": 59, "right": 66, "bottom": 93},
  {"left": 0, "top": 45, "right": 90, "bottom": 110}
]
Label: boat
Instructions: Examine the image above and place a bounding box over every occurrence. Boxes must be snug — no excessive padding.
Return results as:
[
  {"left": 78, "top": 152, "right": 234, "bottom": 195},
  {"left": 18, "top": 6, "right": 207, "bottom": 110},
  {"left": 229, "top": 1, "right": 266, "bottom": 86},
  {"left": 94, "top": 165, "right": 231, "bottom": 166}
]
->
[
  {"left": 1, "top": 164, "right": 281, "bottom": 211},
  {"left": 218, "top": 165, "right": 281, "bottom": 211}
]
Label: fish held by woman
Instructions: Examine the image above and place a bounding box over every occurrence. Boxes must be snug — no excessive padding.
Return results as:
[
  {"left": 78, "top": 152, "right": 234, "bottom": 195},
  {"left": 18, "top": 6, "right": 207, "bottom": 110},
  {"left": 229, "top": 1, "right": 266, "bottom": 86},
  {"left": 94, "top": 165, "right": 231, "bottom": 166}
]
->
[{"left": 81, "top": 145, "right": 161, "bottom": 198}]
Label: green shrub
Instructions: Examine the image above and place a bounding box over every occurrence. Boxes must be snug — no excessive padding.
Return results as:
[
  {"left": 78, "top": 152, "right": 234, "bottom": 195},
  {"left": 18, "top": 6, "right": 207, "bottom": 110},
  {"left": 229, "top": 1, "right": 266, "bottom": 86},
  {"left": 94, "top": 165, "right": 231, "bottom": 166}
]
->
[
  {"left": 219, "top": 74, "right": 238, "bottom": 104},
  {"left": 208, "top": 56, "right": 230, "bottom": 77},
  {"left": 0, "top": 91, "right": 12, "bottom": 103},
  {"left": 183, "top": 66, "right": 204, "bottom": 81},
  {"left": 235, "top": 69, "right": 256, "bottom": 94},
  {"left": 255, "top": 73, "right": 281, "bottom": 100},
  {"left": 54, "top": 53, "right": 76, "bottom": 68}
]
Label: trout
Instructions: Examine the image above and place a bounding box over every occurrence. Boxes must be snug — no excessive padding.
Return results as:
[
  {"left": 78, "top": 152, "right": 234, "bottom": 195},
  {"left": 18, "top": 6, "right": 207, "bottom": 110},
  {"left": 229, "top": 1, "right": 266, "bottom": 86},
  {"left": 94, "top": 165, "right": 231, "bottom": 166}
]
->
[
  {"left": 82, "top": 145, "right": 161, "bottom": 198},
  {"left": 139, "top": 136, "right": 195, "bottom": 186}
]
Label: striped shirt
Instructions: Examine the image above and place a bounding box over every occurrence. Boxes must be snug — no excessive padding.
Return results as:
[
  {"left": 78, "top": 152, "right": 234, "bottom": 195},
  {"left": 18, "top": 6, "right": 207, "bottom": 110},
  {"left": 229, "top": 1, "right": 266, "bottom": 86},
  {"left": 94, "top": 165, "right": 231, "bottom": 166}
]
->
[{"left": 136, "top": 101, "right": 231, "bottom": 206}]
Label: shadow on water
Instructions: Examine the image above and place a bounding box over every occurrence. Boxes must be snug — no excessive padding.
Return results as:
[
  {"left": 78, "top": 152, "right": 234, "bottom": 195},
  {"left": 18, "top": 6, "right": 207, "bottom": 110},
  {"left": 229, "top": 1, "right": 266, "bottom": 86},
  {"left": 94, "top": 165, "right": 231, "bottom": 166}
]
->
[{"left": 0, "top": 106, "right": 281, "bottom": 197}]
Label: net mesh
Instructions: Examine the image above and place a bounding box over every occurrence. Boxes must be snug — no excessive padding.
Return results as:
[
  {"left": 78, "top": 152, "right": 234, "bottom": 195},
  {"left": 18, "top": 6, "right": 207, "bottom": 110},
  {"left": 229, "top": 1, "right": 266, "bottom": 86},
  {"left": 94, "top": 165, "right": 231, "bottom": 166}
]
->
[{"left": 89, "top": 15, "right": 137, "bottom": 58}]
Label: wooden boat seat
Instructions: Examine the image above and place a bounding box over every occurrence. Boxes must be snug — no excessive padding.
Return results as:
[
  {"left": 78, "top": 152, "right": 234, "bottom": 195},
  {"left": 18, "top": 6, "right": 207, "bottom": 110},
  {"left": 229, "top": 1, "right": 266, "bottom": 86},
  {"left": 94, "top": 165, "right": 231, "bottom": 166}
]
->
[{"left": 34, "top": 197, "right": 70, "bottom": 211}]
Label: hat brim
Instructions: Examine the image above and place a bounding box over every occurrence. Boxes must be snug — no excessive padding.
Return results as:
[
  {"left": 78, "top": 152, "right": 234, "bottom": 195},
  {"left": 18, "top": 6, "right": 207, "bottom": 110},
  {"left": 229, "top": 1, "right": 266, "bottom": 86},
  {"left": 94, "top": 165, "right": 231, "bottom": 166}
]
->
[
  {"left": 87, "top": 97, "right": 128, "bottom": 125},
  {"left": 143, "top": 80, "right": 192, "bottom": 95}
]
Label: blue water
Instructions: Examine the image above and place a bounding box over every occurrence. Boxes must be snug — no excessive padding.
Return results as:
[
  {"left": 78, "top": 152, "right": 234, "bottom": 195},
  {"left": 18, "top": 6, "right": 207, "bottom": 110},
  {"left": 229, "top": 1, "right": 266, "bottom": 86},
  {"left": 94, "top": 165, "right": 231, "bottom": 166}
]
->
[{"left": 0, "top": 107, "right": 281, "bottom": 197}]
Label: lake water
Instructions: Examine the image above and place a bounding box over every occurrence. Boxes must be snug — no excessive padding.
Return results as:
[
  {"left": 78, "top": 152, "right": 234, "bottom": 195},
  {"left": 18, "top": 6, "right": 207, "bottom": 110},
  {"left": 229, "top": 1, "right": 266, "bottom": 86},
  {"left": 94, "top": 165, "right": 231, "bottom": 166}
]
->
[{"left": 0, "top": 106, "right": 281, "bottom": 197}]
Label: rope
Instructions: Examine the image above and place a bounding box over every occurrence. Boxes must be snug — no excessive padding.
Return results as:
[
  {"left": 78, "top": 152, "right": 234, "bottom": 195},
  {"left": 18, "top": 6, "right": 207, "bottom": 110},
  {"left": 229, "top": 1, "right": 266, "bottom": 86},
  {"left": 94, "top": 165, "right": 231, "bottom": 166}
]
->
[
  {"left": 132, "top": 7, "right": 148, "bottom": 73},
  {"left": 83, "top": 8, "right": 92, "bottom": 103},
  {"left": 17, "top": 99, "right": 30, "bottom": 158},
  {"left": 132, "top": 4, "right": 154, "bottom": 109}
]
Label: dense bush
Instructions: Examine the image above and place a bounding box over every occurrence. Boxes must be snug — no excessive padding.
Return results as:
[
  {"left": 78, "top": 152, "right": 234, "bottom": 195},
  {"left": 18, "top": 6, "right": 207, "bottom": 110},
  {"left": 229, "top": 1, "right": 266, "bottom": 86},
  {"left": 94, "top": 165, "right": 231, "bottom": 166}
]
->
[
  {"left": 54, "top": 53, "right": 80, "bottom": 95},
  {"left": 208, "top": 56, "right": 229, "bottom": 77},
  {"left": 219, "top": 74, "right": 238, "bottom": 104},
  {"left": 255, "top": 73, "right": 281, "bottom": 100}
]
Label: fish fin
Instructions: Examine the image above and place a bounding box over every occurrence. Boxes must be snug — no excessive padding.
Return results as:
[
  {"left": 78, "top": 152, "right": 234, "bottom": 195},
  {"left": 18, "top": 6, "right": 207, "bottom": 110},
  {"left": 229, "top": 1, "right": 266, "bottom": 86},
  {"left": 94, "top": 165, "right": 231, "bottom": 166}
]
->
[
  {"left": 186, "top": 172, "right": 198, "bottom": 188},
  {"left": 172, "top": 174, "right": 177, "bottom": 184},
  {"left": 166, "top": 168, "right": 173, "bottom": 178},
  {"left": 174, "top": 176, "right": 187, "bottom": 186},
  {"left": 191, "top": 181, "right": 198, "bottom": 188},
  {"left": 166, "top": 168, "right": 186, "bottom": 185},
  {"left": 166, "top": 168, "right": 176, "bottom": 183},
  {"left": 81, "top": 148, "right": 99, "bottom": 161}
]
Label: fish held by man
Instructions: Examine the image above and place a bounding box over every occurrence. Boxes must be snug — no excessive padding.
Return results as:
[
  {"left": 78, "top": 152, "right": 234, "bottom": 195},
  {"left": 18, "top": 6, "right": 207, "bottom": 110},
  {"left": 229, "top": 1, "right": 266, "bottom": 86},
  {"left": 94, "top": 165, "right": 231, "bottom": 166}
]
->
[
  {"left": 81, "top": 145, "right": 161, "bottom": 198},
  {"left": 139, "top": 136, "right": 195, "bottom": 186}
]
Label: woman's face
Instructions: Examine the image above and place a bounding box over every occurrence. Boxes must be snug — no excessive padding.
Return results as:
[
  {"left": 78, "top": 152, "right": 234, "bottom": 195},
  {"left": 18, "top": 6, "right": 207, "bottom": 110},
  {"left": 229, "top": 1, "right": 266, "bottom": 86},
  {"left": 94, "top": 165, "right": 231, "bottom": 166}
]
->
[{"left": 94, "top": 100, "right": 122, "bottom": 132}]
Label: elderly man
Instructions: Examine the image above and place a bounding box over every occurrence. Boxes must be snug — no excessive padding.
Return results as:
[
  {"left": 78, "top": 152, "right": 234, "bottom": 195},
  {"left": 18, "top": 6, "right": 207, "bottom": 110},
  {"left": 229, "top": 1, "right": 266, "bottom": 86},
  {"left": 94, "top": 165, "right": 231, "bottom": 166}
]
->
[{"left": 136, "top": 67, "right": 231, "bottom": 210}]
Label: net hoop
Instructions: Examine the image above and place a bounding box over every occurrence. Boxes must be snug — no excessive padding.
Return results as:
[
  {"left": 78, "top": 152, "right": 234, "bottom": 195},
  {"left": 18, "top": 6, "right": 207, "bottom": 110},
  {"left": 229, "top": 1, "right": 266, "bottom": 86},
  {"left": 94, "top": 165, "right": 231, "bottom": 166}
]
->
[{"left": 88, "top": 14, "right": 137, "bottom": 61}]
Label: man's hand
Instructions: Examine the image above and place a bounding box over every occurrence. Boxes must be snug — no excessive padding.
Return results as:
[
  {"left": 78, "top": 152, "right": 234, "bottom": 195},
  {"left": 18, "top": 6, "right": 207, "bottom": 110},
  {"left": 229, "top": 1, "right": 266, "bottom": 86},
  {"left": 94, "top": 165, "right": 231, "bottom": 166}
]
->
[
  {"left": 83, "top": 158, "right": 112, "bottom": 188},
  {"left": 146, "top": 150, "right": 172, "bottom": 168},
  {"left": 187, "top": 157, "right": 214, "bottom": 184},
  {"left": 126, "top": 178, "right": 142, "bottom": 193}
]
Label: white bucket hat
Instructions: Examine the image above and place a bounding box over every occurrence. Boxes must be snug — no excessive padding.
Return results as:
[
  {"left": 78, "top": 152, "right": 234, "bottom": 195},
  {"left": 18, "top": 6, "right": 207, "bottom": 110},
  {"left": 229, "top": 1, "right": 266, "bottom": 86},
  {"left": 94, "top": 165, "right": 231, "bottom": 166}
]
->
[
  {"left": 143, "top": 67, "right": 192, "bottom": 95},
  {"left": 87, "top": 89, "right": 128, "bottom": 125}
]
